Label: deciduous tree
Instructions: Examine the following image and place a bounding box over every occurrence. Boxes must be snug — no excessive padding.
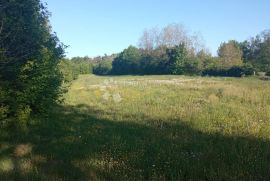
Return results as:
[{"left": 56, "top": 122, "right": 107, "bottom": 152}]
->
[{"left": 218, "top": 40, "right": 243, "bottom": 67}]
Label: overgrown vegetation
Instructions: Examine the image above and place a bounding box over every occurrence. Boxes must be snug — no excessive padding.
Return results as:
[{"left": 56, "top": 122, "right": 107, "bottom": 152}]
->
[{"left": 59, "top": 57, "right": 93, "bottom": 82}]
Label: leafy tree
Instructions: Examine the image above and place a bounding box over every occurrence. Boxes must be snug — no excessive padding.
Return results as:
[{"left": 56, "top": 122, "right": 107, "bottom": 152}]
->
[
  {"left": 256, "top": 37, "right": 270, "bottom": 71},
  {"left": 242, "top": 63, "right": 256, "bottom": 76},
  {"left": 218, "top": 40, "right": 243, "bottom": 67},
  {"left": 140, "top": 46, "right": 170, "bottom": 75},
  {"left": 93, "top": 60, "right": 112, "bottom": 75},
  {"left": 59, "top": 60, "right": 79, "bottom": 83},
  {"left": 0, "top": 0, "right": 65, "bottom": 127},
  {"left": 111, "top": 46, "right": 142, "bottom": 75},
  {"left": 167, "top": 44, "right": 188, "bottom": 74},
  {"left": 69, "top": 57, "right": 93, "bottom": 74},
  {"left": 240, "top": 30, "right": 270, "bottom": 71},
  {"left": 167, "top": 44, "right": 199, "bottom": 75}
]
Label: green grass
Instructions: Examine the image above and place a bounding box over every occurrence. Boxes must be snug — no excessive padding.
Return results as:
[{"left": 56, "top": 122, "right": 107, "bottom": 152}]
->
[{"left": 1, "top": 75, "right": 270, "bottom": 180}]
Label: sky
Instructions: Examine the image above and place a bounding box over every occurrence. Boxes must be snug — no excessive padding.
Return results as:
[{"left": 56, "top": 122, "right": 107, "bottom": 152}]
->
[{"left": 42, "top": 0, "right": 270, "bottom": 58}]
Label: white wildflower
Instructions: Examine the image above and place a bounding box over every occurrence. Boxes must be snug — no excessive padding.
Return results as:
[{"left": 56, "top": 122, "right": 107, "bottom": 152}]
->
[
  {"left": 102, "top": 92, "right": 111, "bottom": 101},
  {"left": 113, "top": 93, "right": 122, "bottom": 103}
]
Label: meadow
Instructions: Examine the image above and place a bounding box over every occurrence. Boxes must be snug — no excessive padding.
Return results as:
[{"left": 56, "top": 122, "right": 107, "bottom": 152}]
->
[{"left": 1, "top": 75, "right": 270, "bottom": 180}]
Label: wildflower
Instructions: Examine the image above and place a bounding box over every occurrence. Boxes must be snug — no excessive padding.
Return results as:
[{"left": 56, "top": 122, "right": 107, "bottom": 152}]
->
[
  {"left": 102, "top": 92, "right": 111, "bottom": 101},
  {"left": 113, "top": 93, "right": 122, "bottom": 103}
]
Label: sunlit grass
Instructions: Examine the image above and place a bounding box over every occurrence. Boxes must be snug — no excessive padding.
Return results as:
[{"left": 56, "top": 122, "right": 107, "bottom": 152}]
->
[{"left": 66, "top": 75, "right": 270, "bottom": 137}]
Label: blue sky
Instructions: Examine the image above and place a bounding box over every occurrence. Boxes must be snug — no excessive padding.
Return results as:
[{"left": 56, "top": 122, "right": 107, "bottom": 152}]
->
[{"left": 43, "top": 0, "right": 270, "bottom": 58}]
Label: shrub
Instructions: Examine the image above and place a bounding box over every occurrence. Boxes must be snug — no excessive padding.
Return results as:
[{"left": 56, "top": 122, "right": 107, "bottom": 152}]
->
[
  {"left": 202, "top": 66, "right": 228, "bottom": 77},
  {"left": 266, "top": 70, "right": 270, "bottom": 76},
  {"left": 202, "top": 64, "right": 255, "bottom": 77},
  {"left": 227, "top": 66, "right": 243, "bottom": 77},
  {"left": 242, "top": 64, "right": 255, "bottom": 76}
]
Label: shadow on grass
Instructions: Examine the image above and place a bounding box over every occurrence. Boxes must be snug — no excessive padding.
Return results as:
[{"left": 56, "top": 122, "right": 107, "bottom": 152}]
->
[{"left": 1, "top": 104, "right": 270, "bottom": 180}]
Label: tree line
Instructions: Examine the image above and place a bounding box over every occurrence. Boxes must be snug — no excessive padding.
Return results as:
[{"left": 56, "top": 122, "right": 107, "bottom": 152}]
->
[
  {"left": 59, "top": 54, "right": 117, "bottom": 82},
  {"left": 60, "top": 24, "right": 270, "bottom": 79},
  {"left": 91, "top": 24, "right": 270, "bottom": 77}
]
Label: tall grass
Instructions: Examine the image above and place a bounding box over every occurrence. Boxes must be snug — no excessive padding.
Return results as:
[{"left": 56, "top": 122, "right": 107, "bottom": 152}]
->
[{"left": 1, "top": 75, "right": 270, "bottom": 180}]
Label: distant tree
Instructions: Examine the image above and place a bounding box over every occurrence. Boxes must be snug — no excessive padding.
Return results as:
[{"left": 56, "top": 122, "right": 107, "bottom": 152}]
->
[
  {"left": 138, "top": 24, "right": 205, "bottom": 55},
  {"left": 196, "top": 50, "right": 214, "bottom": 69},
  {"left": 112, "top": 46, "right": 142, "bottom": 75},
  {"left": 93, "top": 60, "right": 112, "bottom": 75},
  {"left": 139, "top": 46, "right": 170, "bottom": 74},
  {"left": 240, "top": 30, "right": 270, "bottom": 71},
  {"left": 167, "top": 44, "right": 199, "bottom": 75},
  {"left": 160, "top": 24, "right": 190, "bottom": 48},
  {"left": 218, "top": 40, "right": 243, "bottom": 67},
  {"left": 69, "top": 57, "right": 93, "bottom": 74},
  {"left": 59, "top": 59, "right": 80, "bottom": 83},
  {"left": 138, "top": 27, "right": 159, "bottom": 54},
  {"left": 256, "top": 36, "right": 270, "bottom": 71},
  {"left": 167, "top": 44, "right": 188, "bottom": 74}
]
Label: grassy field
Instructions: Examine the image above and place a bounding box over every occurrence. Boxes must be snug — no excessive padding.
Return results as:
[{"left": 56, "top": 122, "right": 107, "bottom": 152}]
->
[{"left": 1, "top": 75, "right": 270, "bottom": 180}]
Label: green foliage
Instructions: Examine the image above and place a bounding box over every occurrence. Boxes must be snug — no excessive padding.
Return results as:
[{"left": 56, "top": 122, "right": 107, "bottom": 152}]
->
[
  {"left": 167, "top": 44, "right": 188, "bottom": 74},
  {"left": 202, "top": 64, "right": 255, "bottom": 77},
  {"left": 0, "top": 0, "right": 65, "bottom": 127},
  {"left": 69, "top": 57, "right": 93, "bottom": 74},
  {"left": 167, "top": 44, "right": 200, "bottom": 75},
  {"left": 242, "top": 63, "right": 256, "bottom": 76},
  {"left": 109, "top": 44, "right": 201, "bottom": 76},
  {"left": 201, "top": 57, "right": 221, "bottom": 70},
  {"left": 100, "top": 29, "right": 270, "bottom": 77},
  {"left": 59, "top": 60, "right": 79, "bottom": 82},
  {"left": 240, "top": 30, "right": 270, "bottom": 71},
  {"left": 93, "top": 60, "right": 112, "bottom": 75},
  {"left": 140, "top": 55, "right": 169, "bottom": 75},
  {"left": 112, "top": 46, "right": 142, "bottom": 75},
  {"left": 140, "top": 46, "right": 170, "bottom": 75},
  {"left": 257, "top": 37, "right": 270, "bottom": 71},
  {"left": 218, "top": 40, "right": 243, "bottom": 67},
  {"left": 59, "top": 57, "right": 94, "bottom": 83}
]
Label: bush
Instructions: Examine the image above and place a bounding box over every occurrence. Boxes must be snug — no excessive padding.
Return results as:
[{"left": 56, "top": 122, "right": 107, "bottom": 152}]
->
[
  {"left": 242, "top": 64, "right": 255, "bottom": 76},
  {"left": 227, "top": 66, "right": 243, "bottom": 77},
  {"left": 59, "top": 60, "right": 79, "bottom": 82},
  {"left": 202, "top": 67, "right": 228, "bottom": 77},
  {"left": 181, "top": 58, "right": 201, "bottom": 75},
  {"left": 202, "top": 64, "right": 255, "bottom": 77}
]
